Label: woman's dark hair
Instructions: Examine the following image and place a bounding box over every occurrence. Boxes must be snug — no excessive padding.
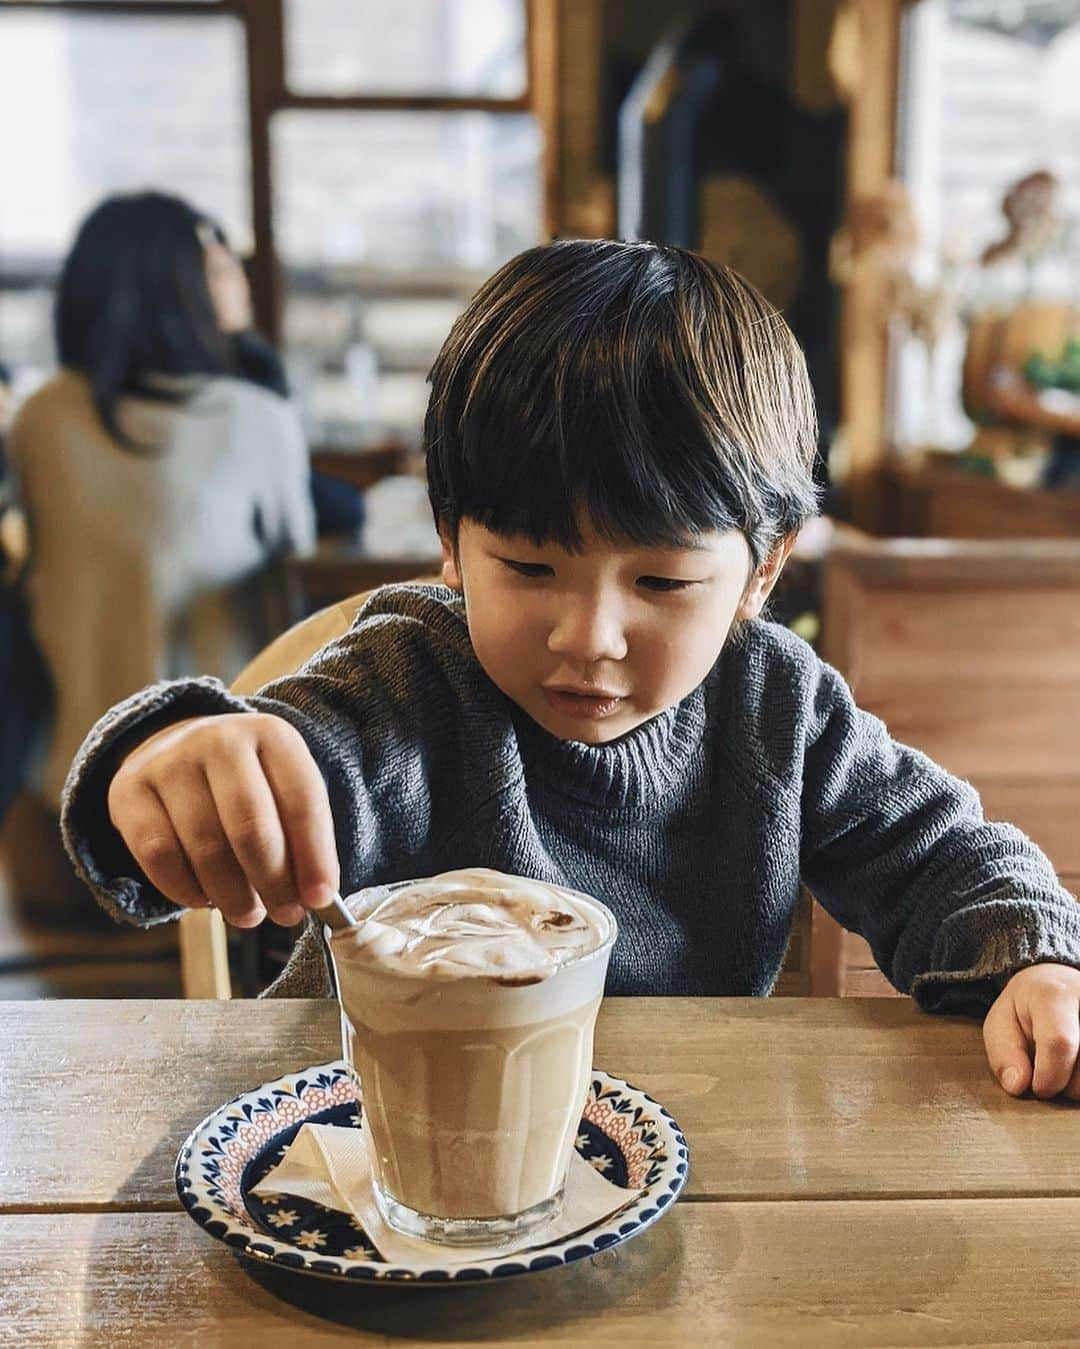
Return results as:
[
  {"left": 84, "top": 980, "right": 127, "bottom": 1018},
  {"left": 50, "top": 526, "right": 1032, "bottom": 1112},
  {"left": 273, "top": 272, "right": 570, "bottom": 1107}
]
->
[
  {"left": 425, "top": 239, "right": 819, "bottom": 570},
  {"left": 55, "top": 191, "right": 245, "bottom": 448}
]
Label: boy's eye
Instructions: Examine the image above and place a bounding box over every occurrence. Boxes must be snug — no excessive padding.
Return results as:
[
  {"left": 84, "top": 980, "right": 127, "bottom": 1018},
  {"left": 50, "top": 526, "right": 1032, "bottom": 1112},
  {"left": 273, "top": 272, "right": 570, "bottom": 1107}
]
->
[
  {"left": 637, "top": 576, "right": 697, "bottom": 592},
  {"left": 501, "top": 559, "right": 553, "bottom": 578}
]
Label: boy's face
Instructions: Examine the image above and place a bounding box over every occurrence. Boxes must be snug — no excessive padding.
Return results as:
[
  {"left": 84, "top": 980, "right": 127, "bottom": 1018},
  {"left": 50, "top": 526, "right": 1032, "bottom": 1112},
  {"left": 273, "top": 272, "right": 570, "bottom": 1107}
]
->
[{"left": 442, "top": 517, "right": 793, "bottom": 745}]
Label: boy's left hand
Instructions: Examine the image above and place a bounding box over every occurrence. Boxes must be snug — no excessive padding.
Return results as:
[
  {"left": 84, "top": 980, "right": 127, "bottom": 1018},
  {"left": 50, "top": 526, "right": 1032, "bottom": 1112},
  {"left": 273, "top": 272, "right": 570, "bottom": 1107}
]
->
[{"left": 984, "top": 963, "right": 1080, "bottom": 1099}]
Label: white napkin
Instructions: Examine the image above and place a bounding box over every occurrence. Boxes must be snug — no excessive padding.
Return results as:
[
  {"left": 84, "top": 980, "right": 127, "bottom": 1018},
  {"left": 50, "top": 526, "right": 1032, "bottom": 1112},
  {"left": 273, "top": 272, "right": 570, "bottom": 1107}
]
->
[{"left": 251, "top": 1122, "right": 642, "bottom": 1267}]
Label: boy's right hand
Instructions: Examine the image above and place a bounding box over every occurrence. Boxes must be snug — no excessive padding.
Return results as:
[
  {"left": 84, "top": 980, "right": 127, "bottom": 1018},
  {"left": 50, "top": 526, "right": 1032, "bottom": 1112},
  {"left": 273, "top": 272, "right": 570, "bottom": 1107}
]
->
[{"left": 107, "top": 713, "right": 340, "bottom": 929}]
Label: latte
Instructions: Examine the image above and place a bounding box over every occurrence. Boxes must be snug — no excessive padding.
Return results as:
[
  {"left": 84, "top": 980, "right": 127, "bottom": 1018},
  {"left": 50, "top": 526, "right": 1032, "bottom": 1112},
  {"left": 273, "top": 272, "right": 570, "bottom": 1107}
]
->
[{"left": 328, "top": 868, "right": 617, "bottom": 1244}]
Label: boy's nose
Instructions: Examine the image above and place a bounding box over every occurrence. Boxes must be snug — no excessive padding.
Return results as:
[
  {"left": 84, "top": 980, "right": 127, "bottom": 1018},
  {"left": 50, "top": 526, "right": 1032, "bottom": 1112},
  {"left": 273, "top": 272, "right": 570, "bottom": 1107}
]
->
[{"left": 547, "top": 601, "right": 628, "bottom": 664}]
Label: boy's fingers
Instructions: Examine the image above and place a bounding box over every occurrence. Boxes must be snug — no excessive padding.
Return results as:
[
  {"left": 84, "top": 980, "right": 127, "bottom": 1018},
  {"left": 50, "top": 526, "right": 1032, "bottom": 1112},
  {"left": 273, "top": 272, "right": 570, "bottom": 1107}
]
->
[
  {"left": 257, "top": 726, "right": 340, "bottom": 911},
  {"left": 1030, "top": 997, "right": 1080, "bottom": 1098},
  {"left": 267, "top": 903, "right": 307, "bottom": 928},
  {"left": 983, "top": 1002, "right": 1033, "bottom": 1096},
  {"left": 161, "top": 764, "right": 266, "bottom": 928},
  {"left": 114, "top": 784, "right": 210, "bottom": 911},
  {"left": 204, "top": 746, "right": 297, "bottom": 921}
]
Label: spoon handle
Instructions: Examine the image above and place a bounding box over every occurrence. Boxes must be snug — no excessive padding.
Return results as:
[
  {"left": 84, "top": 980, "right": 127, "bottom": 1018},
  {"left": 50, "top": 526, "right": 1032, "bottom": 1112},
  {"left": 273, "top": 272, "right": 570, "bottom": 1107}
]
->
[{"left": 319, "top": 892, "right": 356, "bottom": 932}]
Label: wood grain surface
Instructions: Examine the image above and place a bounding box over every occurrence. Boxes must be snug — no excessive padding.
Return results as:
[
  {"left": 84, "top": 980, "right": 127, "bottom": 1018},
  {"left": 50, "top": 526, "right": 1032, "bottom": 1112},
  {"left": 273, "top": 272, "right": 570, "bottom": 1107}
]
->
[
  {"left": 3, "top": 998, "right": 1077, "bottom": 1213},
  {"left": 4, "top": 1201, "right": 1078, "bottom": 1347}
]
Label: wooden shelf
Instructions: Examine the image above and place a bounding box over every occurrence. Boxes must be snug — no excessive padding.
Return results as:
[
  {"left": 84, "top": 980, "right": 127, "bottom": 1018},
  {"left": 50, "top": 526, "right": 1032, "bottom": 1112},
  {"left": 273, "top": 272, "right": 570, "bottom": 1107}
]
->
[{"left": 887, "top": 460, "right": 1080, "bottom": 539}]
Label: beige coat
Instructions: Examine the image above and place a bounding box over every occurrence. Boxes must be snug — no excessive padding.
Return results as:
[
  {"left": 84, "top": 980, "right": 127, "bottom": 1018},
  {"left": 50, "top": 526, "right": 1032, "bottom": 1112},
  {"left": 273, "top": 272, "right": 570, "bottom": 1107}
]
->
[{"left": 10, "top": 371, "right": 315, "bottom": 807}]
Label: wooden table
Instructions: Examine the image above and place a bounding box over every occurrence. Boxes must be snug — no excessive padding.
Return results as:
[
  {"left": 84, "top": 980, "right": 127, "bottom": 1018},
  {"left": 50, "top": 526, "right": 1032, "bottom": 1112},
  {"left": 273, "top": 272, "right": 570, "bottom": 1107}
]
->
[
  {"left": 288, "top": 536, "right": 441, "bottom": 611},
  {"left": 3, "top": 998, "right": 1078, "bottom": 1346}
]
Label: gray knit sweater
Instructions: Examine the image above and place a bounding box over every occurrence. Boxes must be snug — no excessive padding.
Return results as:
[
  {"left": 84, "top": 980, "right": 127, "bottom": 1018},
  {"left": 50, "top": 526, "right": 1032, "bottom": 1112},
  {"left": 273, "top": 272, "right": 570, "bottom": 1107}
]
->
[{"left": 61, "top": 583, "right": 1080, "bottom": 1015}]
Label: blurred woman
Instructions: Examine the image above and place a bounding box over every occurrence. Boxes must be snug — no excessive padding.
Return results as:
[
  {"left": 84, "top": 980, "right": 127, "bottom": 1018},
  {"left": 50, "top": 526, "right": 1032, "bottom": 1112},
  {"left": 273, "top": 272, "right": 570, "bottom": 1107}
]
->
[{"left": 9, "top": 191, "right": 315, "bottom": 811}]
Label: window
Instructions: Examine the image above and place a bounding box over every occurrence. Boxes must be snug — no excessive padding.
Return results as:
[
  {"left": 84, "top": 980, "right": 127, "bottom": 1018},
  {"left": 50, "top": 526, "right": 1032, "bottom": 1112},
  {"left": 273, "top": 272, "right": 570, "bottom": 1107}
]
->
[
  {"left": 284, "top": 0, "right": 526, "bottom": 97},
  {"left": 0, "top": 8, "right": 249, "bottom": 374},
  {"left": 892, "top": 0, "right": 1080, "bottom": 450},
  {"left": 0, "top": 0, "right": 546, "bottom": 450},
  {"left": 274, "top": 109, "right": 541, "bottom": 445},
  {"left": 273, "top": 0, "right": 541, "bottom": 450}
]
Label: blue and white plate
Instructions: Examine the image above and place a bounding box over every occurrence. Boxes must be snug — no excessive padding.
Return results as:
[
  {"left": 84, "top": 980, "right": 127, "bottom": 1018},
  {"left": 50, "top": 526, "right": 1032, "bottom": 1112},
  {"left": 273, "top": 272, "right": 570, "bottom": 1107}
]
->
[{"left": 176, "top": 1060, "right": 689, "bottom": 1285}]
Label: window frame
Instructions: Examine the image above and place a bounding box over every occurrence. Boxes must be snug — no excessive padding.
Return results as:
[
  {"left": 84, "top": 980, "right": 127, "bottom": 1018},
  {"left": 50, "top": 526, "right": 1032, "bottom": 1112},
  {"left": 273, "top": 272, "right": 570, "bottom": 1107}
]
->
[{"left": 0, "top": 0, "right": 558, "bottom": 341}]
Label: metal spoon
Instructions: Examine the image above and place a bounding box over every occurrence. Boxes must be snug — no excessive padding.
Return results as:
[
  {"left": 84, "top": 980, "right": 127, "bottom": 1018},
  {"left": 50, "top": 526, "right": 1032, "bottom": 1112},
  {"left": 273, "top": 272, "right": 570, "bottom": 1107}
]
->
[{"left": 318, "top": 891, "right": 357, "bottom": 932}]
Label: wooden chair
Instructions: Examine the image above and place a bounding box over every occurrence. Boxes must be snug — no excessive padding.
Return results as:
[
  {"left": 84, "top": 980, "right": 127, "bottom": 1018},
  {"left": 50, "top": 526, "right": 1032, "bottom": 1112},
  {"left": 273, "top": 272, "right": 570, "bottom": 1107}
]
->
[
  {"left": 178, "top": 592, "right": 378, "bottom": 997},
  {"left": 812, "top": 535, "right": 1080, "bottom": 995}
]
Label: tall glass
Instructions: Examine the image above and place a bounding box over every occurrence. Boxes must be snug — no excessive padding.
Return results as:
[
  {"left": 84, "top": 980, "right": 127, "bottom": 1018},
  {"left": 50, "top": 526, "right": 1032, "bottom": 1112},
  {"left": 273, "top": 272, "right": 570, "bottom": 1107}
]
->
[{"left": 327, "top": 876, "right": 616, "bottom": 1246}]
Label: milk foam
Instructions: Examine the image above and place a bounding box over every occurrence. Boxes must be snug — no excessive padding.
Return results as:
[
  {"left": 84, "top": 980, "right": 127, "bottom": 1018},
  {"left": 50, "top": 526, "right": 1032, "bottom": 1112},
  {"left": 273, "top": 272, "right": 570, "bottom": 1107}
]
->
[
  {"left": 332, "top": 868, "right": 614, "bottom": 982},
  {"left": 329, "top": 869, "right": 617, "bottom": 1224}
]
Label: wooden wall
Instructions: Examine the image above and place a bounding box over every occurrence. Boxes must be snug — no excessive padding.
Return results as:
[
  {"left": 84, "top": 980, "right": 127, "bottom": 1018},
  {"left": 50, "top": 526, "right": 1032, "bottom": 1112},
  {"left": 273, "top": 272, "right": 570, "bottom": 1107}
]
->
[{"left": 815, "top": 536, "right": 1080, "bottom": 994}]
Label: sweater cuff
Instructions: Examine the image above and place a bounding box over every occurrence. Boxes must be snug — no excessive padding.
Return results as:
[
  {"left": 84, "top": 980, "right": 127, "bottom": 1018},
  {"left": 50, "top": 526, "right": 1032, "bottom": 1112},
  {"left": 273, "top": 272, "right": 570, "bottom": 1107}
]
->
[
  {"left": 259, "top": 917, "right": 336, "bottom": 999},
  {"left": 911, "top": 894, "right": 1080, "bottom": 1018},
  {"left": 60, "top": 675, "right": 253, "bottom": 926}
]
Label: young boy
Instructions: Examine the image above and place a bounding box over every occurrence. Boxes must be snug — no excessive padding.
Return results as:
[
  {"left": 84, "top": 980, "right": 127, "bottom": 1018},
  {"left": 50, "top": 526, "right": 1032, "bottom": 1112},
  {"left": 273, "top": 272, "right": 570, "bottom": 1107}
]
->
[{"left": 63, "top": 240, "right": 1080, "bottom": 1101}]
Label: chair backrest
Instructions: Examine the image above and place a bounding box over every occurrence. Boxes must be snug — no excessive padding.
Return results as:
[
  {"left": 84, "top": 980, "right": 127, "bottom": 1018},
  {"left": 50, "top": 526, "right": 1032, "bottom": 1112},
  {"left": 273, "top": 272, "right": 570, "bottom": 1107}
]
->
[
  {"left": 230, "top": 593, "right": 373, "bottom": 696},
  {"left": 180, "top": 589, "right": 378, "bottom": 997}
]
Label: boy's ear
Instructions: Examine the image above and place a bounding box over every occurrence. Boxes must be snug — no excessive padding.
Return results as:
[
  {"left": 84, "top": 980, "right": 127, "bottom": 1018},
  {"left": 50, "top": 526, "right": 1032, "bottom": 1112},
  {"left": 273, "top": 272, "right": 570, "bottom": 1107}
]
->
[
  {"left": 736, "top": 532, "right": 798, "bottom": 621},
  {"left": 439, "top": 523, "right": 462, "bottom": 591}
]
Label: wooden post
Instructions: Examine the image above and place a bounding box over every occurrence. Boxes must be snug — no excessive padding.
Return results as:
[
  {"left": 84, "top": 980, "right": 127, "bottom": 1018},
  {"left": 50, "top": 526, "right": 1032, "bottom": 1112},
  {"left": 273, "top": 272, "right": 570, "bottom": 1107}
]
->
[
  {"left": 837, "top": 0, "right": 903, "bottom": 533},
  {"left": 238, "top": 0, "right": 284, "bottom": 345},
  {"left": 528, "top": 0, "right": 561, "bottom": 242},
  {"left": 178, "top": 909, "right": 232, "bottom": 999}
]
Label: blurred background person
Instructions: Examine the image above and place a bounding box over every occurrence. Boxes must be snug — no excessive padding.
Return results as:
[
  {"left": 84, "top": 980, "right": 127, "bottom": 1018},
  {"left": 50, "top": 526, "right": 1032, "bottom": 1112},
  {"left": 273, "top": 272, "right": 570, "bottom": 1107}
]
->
[
  {"left": 206, "top": 258, "right": 365, "bottom": 538},
  {"left": 8, "top": 190, "right": 316, "bottom": 822}
]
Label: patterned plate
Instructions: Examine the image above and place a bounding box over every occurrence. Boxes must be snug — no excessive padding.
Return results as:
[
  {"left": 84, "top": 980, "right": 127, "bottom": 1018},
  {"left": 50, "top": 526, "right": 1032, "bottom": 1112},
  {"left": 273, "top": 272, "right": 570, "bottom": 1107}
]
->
[{"left": 176, "top": 1060, "right": 689, "bottom": 1286}]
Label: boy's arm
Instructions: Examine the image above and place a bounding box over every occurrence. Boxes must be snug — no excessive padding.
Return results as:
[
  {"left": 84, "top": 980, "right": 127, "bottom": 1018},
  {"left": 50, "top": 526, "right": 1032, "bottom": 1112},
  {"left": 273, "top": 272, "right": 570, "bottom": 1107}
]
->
[
  {"left": 797, "top": 660, "right": 1080, "bottom": 1016},
  {"left": 61, "top": 675, "right": 259, "bottom": 925},
  {"left": 62, "top": 594, "right": 467, "bottom": 927}
]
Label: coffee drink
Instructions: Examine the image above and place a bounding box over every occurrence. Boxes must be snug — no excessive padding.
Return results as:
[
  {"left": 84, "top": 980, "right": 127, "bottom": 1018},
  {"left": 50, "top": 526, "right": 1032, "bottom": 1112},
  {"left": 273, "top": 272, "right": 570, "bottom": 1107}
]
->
[{"left": 327, "top": 868, "right": 617, "bottom": 1245}]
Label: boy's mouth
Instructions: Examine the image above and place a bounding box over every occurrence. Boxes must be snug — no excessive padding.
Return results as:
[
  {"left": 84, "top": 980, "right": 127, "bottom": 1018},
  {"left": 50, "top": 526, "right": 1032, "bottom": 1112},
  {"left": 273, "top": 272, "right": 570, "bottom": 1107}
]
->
[{"left": 542, "top": 686, "right": 626, "bottom": 720}]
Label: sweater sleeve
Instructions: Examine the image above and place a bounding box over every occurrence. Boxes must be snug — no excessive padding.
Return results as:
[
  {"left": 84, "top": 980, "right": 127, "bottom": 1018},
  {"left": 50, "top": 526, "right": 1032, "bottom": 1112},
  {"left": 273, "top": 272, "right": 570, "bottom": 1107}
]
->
[
  {"left": 61, "top": 675, "right": 256, "bottom": 925},
  {"left": 797, "top": 657, "right": 1080, "bottom": 1016},
  {"left": 60, "top": 586, "right": 488, "bottom": 932}
]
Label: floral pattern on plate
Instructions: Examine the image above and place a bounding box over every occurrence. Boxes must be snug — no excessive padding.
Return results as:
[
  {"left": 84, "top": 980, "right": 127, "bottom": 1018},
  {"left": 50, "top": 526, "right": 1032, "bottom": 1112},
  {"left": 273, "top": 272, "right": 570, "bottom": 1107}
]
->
[{"left": 177, "top": 1061, "right": 689, "bottom": 1285}]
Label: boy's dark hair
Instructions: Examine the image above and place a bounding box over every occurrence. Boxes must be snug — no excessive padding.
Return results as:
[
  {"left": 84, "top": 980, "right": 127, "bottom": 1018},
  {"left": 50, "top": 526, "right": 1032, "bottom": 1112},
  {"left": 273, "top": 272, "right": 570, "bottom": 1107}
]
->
[{"left": 425, "top": 239, "right": 819, "bottom": 571}]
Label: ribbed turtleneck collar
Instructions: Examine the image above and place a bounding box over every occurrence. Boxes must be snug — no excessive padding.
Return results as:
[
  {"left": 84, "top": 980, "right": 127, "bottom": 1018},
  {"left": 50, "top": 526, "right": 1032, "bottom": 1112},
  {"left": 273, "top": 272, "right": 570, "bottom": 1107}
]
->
[{"left": 511, "top": 684, "right": 708, "bottom": 815}]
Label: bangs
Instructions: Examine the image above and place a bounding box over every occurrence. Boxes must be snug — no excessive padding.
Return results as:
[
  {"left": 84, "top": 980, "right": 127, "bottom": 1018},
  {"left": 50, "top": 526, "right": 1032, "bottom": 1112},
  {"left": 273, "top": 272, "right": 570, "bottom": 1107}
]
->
[{"left": 454, "top": 316, "right": 745, "bottom": 552}]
